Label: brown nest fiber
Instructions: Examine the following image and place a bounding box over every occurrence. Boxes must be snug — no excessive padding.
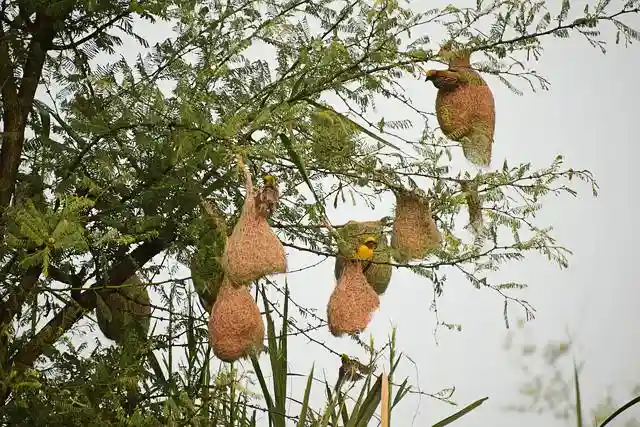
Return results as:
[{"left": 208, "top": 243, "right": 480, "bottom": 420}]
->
[
  {"left": 208, "top": 279, "right": 265, "bottom": 362},
  {"left": 96, "top": 275, "right": 151, "bottom": 344},
  {"left": 426, "top": 44, "right": 495, "bottom": 167},
  {"left": 391, "top": 189, "right": 442, "bottom": 263},
  {"left": 222, "top": 166, "right": 287, "bottom": 285},
  {"left": 333, "top": 220, "right": 392, "bottom": 295},
  {"left": 327, "top": 259, "right": 380, "bottom": 337}
]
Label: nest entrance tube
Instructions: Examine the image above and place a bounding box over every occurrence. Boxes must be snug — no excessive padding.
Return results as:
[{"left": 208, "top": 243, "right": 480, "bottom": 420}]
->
[
  {"left": 221, "top": 165, "right": 287, "bottom": 285},
  {"left": 208, "top": 280, "right": 265, "bottom": 362},
  {"left": 391, "top": 189, "right": 442, "bottom": 263},
  {"left": 327, "top": 259, "right": 380, "bottom": 336}
]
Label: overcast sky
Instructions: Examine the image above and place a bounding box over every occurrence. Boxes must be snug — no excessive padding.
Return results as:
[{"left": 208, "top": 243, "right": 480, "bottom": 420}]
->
[{"left": 57, "top": 1, "right": 640, "bottom": 425}]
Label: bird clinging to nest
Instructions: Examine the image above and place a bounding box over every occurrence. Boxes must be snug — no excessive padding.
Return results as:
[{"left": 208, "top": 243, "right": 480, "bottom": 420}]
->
[
  {"left": 339, "top": 353, "right": 375, "bottom": 382},
  {"left": 255, "top": 175, "right": 279, "bottom": 219}
]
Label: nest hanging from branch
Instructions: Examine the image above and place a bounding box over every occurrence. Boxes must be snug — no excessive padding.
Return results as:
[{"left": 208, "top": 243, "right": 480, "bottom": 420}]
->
[
  {"left": 95, "top": 275, "right": 151, "bottom": 344},
  {"left": 327, "top": 259, "right": 380, "bottom": 337},
  {"left": 426, "top": 43, "right": 495, "bottom": 167},
  {"left": 391, "top": 189, "right": 442, "bottom": 263},
  {"left": 333, "top": 220, "right": 392, "bottom": 295},
  {"left": 221, "top": 164, "right": 287, "bottom": 285},
  {"left": 460, "top": 178, "right": 483, "bottom": 235},
  {"left": 208, "top": 279, "right": 265, "bottom": 362},
  {"left": 191, "top": 199, "right": 228, "bottom": 312}
]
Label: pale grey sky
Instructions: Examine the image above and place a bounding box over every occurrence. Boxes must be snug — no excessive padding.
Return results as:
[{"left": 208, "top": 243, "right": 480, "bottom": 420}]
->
[{"left": 44, "top": 2, "right": 640, "bottom": 426}]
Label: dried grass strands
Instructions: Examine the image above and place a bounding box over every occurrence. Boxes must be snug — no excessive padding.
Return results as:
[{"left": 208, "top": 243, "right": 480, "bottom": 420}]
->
[
  {"left": 391, "top": 189, "right": 442, "bottom": 263},
  {"left": 221, "top": 164, "right": 287, "bottom": 285},
  {"left": 327, "top": 259, "right": 380, "bottom": 337},
  {"left": 208, "top": 279, "right": 265, "bottom": 362},
  {"left": 96, "top": 275, "right": 151, "bottom": 344},
  {"left": 333, "top": 220, "right": 392, "bottom": 295},
  {"left": 426, "top": 45, "right": 495, "bottom": 167}
]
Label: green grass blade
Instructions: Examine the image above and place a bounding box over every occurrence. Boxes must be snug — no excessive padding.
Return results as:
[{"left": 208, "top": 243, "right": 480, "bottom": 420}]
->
[
  {"left": 599, "top": 395, "right": 640, "bottom": 427},
  {"left": 297, "top": 364, "right": 315, "bottom": 427},
  {"left": 432, "top": 397, "right": 489, "bottom": 427},
  {"left": 354, "top": 375, "right": 384, "bottom": 427},
  {"left": 574, "top": 359, "right": 583, "bottom": 427},
  {"left": 250, "top": 354, "right": 275, "bottom": 427},
  {"left": 260, "top": 285, "right": 286, "bottom": 427}
]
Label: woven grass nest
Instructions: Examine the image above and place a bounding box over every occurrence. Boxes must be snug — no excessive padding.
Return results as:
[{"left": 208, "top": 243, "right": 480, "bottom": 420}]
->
[
  {"left": 460, "top": 178, "right": 483, "bottom": 234},
  {"left": 96, "top": 274, "right": 151, "bottom": 344},
  {"left": 191, "top": 201, "right": 229, "bottom": 312},
  {"left": 426, "top": 44, "right": 495, "bottom": 167},
  {"left": 391, "top": 189, "right": 442, "bottom": 263},
  {"left": 327, "top": 259, "right": 380, "bottom": 337},
  {"left": 333, "top": 220, "right": 392, "bottom": 295},
  {"left": 221, "top": 166, "right": 287, "bottom": 285},
  {"left": 208, "top": 279, "right": 265, "bottom": 362}
]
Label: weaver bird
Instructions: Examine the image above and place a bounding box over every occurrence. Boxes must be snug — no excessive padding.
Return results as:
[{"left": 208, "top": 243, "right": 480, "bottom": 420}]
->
[
  {"left": 255, "top": 175, "right": 279, "bottom": 218},
  {"left": 339, "top": 354, "right": 374, "bottom": 383},
  {"left": 356, "top": 236, "right": 377, "bottom": 273}
]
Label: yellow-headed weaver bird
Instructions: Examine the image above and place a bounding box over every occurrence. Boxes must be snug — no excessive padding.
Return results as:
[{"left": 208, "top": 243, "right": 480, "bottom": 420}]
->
[
  {"left": 255, "top": 175, "right": 279, "bottom": 218},
  {"left": 355, "top": 236, "right": 377, "bottom": 273},
  {"left": 339, "top": 354, "right": 374, "bottom": 382}
]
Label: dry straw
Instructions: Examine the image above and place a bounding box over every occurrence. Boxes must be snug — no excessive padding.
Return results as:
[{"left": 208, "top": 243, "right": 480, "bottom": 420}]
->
[
  {"left": 391, "top": 189, "right": 441, "bottom": 263},
  {"left": 221, "top": 163, "right": 287, "bottom": 285},
  {"left": 208, "top": 279, "right": 265, "bottom": 362},
  {"left": 333, "top": 220, "right": 392, "bottom": 295},
  {"left": 327, "top": 259, "right": 380, "bottom": 336},
  {"left": 95, "top": 274, "right": 151, "bottom": 344},
  {"left": 427, "top": 43, "right": 495, "bottom": 167}
]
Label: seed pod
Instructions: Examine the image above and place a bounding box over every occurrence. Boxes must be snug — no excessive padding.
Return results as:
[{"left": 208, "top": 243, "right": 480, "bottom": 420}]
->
[
  {"left": 391, "top": 189, "right": 441, "bottom": 262},
  {"left": 327, "top": 259, "right": 380, "bottom": 337},
  {"left": 222, "top": 166, "right": 287, "bottom": 285},
  {"left": 208, "top": 280, "right": 265, "bottom": 362},
  {"left": 333, "top": 220, "right": 392, "bottom": 294},
  {"left": 95, "top": 275, "right": 151, "bottom": 344},
  {"left": 426, "top": 43, "right": 495, "bottom": 167}
]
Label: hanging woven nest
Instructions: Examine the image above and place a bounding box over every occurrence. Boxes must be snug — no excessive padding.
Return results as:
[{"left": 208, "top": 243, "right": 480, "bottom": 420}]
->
[
  {"left": 426, "top": 43, "right": 495, "bottom": 167},
  {"left": 221, "top": 165, "right": 287, "bottom": 285},
  {"left": 208, "top": 279, "right": 265, "bottom": 362},
  {"left": 333, "top": 220, "right": 392, "bottom": 295},
  {"left": 327, "top": 259, "right": 380, "bottom": 337},
  {"left": 460, "top": 178, "right": 483, "bottom": 234},
  {"left": 191, "top": 200, "right": 228, "bottom": 312},
  {"left": 391, "top": 189, "right": 442, "bottom": 263},
  {"left": 96, "top": 275, "right": 151, "bottom": 344}
]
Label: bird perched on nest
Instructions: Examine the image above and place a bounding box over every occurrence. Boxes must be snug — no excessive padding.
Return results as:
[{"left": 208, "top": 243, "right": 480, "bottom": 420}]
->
[
  {"left": 425, "top": 42, "right": 495, "bottom": 167},
  {"left": 356, "top": 236, "right": 377, "bottom": 273},
  {"left": 255, "top": 175, "right": 279, "bottom": 218},
  {"left": 339, "top": 354, "right": 374, "bottom": 382}
]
